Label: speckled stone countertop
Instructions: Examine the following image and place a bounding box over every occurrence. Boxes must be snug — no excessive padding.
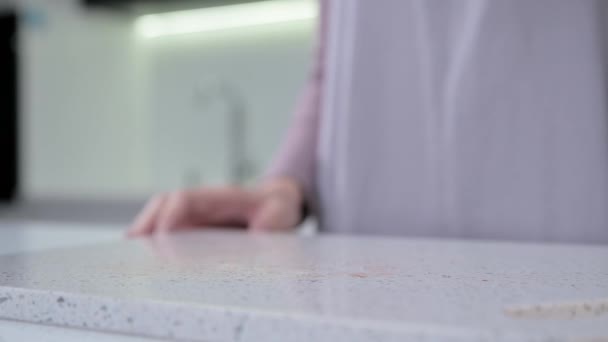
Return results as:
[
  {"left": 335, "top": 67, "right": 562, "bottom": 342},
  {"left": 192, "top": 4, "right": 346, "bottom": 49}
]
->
[{"left": 0, "top": 229, "right": 607, "bottom": 342}]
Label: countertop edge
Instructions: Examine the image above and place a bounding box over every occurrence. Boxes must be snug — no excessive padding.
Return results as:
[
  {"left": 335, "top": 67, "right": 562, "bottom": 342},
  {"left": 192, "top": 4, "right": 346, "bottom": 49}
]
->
[{"left": 0, "top": 286, "right": 554, "bottom": 342}]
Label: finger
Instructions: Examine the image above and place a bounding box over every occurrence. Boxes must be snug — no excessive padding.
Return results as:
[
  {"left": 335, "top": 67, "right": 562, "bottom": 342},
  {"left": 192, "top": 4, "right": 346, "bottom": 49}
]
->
[
  {"left": 156, "top": 191, "right": 191, "bottom": 234},
  {"left": 127, "top": 195, "right": 167, "bottom": 238},
  {"left": 188, "top": 187, "right": 254, "bottom": 227}
]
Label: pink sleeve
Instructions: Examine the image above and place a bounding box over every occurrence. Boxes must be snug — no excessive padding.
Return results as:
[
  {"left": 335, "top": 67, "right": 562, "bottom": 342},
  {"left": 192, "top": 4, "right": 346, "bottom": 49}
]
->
[{"left": 264, "top": 1, "right": 327, "bottom": 203}]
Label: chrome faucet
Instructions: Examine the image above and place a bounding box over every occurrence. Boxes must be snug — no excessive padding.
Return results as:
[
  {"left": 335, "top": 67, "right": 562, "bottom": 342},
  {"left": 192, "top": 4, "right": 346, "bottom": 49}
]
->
[{"left": 193, "top": 80, "right": 254, "bottom": 186}]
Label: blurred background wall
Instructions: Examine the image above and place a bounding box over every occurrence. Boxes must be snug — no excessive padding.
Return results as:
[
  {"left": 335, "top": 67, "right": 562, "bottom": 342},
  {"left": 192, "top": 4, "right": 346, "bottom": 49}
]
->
[{"left": 0, "top": 0, "right": 315, "bottom": 223}]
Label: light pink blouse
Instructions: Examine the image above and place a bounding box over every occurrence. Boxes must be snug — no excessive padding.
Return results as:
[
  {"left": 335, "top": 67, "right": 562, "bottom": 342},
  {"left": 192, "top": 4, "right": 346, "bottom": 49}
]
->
[{"left": 267, "top": 0, "right": 608, "bottom": 244}]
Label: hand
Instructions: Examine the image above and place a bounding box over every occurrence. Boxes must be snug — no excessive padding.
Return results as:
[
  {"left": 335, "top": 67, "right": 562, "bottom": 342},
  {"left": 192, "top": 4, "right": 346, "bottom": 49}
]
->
[{"left": 126, "top": 178, "right": 304, "bottom": 237}]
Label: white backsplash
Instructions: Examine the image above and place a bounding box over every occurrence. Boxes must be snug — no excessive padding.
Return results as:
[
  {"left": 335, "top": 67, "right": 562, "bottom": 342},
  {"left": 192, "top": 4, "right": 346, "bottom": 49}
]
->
[{"left": 19, "top": 0, "right": 315, "bottom": 198}]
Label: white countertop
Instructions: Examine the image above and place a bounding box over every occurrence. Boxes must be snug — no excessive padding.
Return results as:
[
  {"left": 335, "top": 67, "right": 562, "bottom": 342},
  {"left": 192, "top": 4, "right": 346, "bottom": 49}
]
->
[
  {"left": 0, "top": 221, "right": 162, "bottom": 341},
  {"left": 0, "top": 222, "right": 606, "bottom": 341},
  {"left": 0, "top": 319, "right": 158, "bottom": 342},
  {"left": 0, "top": 221, "right": 122, "bottom": 255}
]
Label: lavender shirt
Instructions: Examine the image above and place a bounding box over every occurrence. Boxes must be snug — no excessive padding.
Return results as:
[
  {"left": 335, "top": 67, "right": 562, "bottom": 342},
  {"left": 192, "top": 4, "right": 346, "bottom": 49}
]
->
[{"left": 268, "top": 0, "right": 608, "bottom": 244}]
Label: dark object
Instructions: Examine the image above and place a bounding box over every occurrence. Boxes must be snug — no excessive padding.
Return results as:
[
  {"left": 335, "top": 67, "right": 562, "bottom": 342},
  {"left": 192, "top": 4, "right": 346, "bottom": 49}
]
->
[
  {"left": 84, "top": 0, "right": 172, "bottom": 7},
  {"left": 0, "top": 12, "right": 18, "bottom": 202},
  {"left": 83, "top": 0, "right": 263, "bottom": 12}
]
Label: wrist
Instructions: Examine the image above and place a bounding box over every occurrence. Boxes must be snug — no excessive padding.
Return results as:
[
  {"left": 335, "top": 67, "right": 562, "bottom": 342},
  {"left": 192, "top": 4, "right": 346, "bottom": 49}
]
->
[{"left": 259, "top": 177, "right": 304, "bottom": 207}]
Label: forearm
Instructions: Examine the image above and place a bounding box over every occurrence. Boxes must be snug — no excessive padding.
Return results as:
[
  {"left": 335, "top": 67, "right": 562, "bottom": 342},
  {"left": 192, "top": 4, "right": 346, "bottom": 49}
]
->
[
  {"left": 264, "top": 0, "right": 326, "bottom": 211},
  {"left": 264, "top": 82, "right": 321, "bottom": 202}
]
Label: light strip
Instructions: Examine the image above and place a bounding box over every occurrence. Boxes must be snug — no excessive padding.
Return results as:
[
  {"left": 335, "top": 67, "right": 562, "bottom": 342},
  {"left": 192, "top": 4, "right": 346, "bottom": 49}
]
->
[{"left": 135, "top": 0, "right": 317, "bottom": 39}]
